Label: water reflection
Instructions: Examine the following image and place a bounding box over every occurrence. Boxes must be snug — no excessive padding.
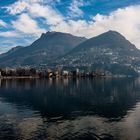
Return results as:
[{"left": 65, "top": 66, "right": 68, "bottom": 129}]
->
[{"left": 0, "top": 78, "right": 140, "bottom": 140}]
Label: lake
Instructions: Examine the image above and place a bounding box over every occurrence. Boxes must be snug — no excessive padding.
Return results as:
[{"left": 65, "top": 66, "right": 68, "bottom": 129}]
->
[{"left": 0, "top": 78, "right": 140, "bottom": 140}]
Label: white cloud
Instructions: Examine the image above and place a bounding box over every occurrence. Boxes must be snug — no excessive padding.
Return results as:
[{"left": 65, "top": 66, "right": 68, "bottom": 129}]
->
[
  {"left": 0, "top": 20, "right": 7, "bottom": 27},
  {"left": 5, "top": 1, "right": 29, "bottom": 15},
  {"left": 4, "top": 0, "right": 59, "bottom": 15},
  {"left": 51, "top": 5, "right": 140, "bottom": 48},
  {"left": 29, "top": 3, "right": 64, "bottom": 26},
  {"left": 5, "top": 0, "right": 63, "bottom": 29},
  {"left": 12, "top": 13, "right": 46, "bottom": 35},
  {"left": 69, "top": 0, "right": 84, "bottom": 17},
  {"left": 90, "top": 5, "right": 140, "bottom": 48},
  {"left": 0, "top": 31, "right": 18, "bottom": 37},
  {"left": 68, "top": 0, "right": 92, "bottom": 17},
  {"left": 3, "top": 1, "right": 140, "bottom": 49}
]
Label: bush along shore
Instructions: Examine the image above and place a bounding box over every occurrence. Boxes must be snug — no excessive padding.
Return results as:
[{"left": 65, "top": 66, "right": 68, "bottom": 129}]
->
[
  {"left": 0, "top": 67, "right": 136, "bottom": 78},
  {"left": 0, "top": 67, "right": 108, "bottom": 78}
]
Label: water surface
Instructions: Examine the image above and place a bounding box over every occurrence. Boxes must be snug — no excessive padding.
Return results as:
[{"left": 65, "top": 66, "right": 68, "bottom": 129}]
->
[{"left": 0, "top": 78, "right": 140, "bottom": 140}]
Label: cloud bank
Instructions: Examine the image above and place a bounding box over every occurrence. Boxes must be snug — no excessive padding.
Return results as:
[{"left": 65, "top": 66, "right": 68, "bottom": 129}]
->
[
  {"left": 52, "top": 5, "right": 140, "bottom": 48},
  {"left": 0, "top": 0, "right": 140, "bottom": 52}
]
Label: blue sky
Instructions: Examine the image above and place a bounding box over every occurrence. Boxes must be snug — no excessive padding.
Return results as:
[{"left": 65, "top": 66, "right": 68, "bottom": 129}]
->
[{"left": 0, "top": 0, "right": 140, "bottom": 53}]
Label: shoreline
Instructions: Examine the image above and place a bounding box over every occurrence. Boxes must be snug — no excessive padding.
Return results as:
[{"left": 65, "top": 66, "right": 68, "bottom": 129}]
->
[
  {"left": 0, "top": 75, "right": 135, "bottom": 79},
  {"left": 0, "top": 76, "right": 40, "bottom": 79}
]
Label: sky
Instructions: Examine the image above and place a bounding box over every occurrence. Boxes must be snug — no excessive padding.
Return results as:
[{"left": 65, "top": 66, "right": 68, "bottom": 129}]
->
[{"left": 0, "top": 0, "right": 140, "bottom": 53}]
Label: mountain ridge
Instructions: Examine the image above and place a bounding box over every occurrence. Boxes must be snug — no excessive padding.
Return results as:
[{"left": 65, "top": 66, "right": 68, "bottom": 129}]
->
[
  {"left": 70, "top": 30, "right": 138, "bottom": 53},
  {"left": 53, "top": 30, "right": 140, "bottom": 76},
  {"left": 0, "top": 31, "right": 87, "bottom": 66},
  {"left": 0, "top": 30, "right": 140, "bottom": 76}
]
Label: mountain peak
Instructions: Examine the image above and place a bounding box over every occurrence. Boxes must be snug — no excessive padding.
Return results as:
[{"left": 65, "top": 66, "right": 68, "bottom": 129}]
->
[
  {"left": 41, "top": 31, "right": 66, "bottom": 37},
  {"left": 90, "top": 30, "right": 129, "bottom": 46},
  {"left": 40, "top": 31, "right": 86, "bottom": 40},
  {"left": 100, "top": 30, "right": 125, "bottom": 38},
  {"left": 107, "top": 30, "right": 120, "bottom": 34},
  {"left": 71, "top": 30, "right": 137, "bottom": 53},
  {"left": 40, "top": 31, "right": 56, "bottom": 38}
]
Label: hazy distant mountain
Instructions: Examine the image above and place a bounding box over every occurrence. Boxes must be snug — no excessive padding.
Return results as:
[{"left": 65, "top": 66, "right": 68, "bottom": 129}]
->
[
  {"left": 0, "top": 31, "right": 86, "bottom": 66},
  {"left": 55, "top": 31, "right": 140, "bottom": 76}
]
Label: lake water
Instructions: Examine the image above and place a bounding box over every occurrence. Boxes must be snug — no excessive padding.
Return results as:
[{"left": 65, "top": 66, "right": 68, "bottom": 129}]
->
[{"left": 0, "top": 78, "right": 140, "bottom": 140}]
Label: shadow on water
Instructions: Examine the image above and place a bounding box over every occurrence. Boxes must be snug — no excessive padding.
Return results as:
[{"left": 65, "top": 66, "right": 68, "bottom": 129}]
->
[{"left": 0, "top": 77, "right": 140, "bottom": 140}]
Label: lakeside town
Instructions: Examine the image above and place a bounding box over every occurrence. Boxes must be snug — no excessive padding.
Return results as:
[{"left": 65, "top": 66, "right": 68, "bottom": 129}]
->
[{"left": 0, "top": 67, "right": 107, "bottom": 78}]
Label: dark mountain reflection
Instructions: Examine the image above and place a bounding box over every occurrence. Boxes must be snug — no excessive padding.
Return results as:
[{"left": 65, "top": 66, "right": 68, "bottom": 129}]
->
[
  {"left": 0, "top": 78, "right": 140, "bottom": 140},
  {"left": 0, "top": 78, "right": 139, "bottom": 119}
]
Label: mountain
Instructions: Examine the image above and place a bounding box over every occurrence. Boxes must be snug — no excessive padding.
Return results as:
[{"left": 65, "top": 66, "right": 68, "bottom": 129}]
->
[
  {"left": 0, "top": 31, "right": 86, "bottom": 66},
  {"left": 0, "top": 30, "right": 140, "bottom": 76},
  {"left": 54, "top": 31, "right": 140, "bottom": 76}
]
